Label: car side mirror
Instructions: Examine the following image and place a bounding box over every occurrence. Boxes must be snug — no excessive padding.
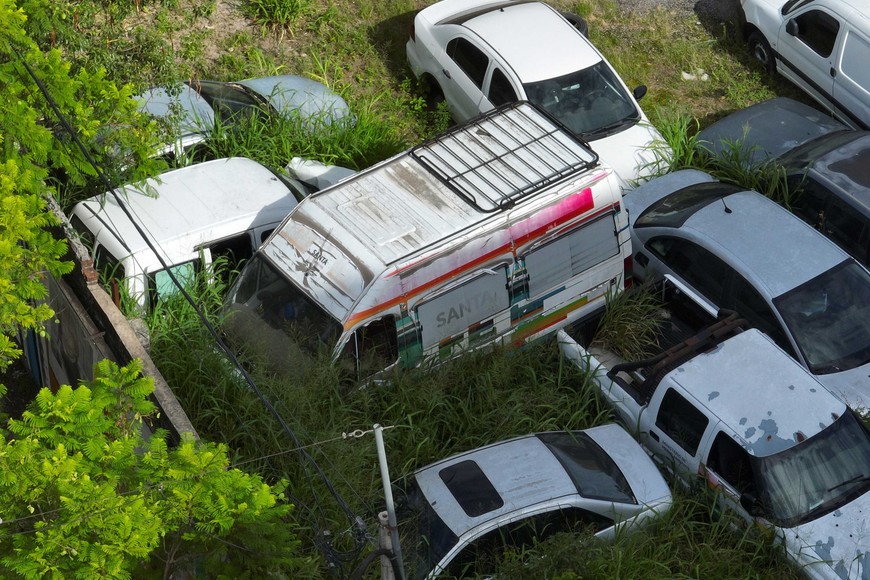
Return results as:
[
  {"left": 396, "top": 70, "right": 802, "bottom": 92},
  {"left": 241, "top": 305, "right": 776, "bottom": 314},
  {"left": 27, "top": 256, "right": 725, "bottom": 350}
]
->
[
  {"left": 786, "top": 19, "right": 799, "bottom": 36},
  {"left": 633, "top": 85, "right": 648, "bottom": 101},
  {"left": 740, "top": 492, "right": 763, "bottom": 516}
]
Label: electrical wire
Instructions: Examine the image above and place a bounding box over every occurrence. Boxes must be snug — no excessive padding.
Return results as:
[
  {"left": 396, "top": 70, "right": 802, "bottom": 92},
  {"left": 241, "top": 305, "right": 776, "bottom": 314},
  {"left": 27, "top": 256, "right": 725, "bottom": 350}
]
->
[{"left": 11, "top": 51, "right": 368, "bottom": 572}]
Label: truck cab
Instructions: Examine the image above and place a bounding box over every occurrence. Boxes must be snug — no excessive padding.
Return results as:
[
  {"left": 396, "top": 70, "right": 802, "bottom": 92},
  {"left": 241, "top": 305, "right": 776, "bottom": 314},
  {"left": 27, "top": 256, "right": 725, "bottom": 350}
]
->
[{"left": 559, "top": 316, "right": 870, "bottom": 579}]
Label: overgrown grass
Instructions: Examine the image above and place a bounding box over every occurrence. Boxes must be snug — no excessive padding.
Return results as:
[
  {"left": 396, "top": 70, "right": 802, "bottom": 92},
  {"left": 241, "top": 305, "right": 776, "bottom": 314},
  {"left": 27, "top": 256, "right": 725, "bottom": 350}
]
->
[
  {"left": 592, "top": 283, "right": 667, "bottom": 360},
  {"left": 654, "top": 111, "right": 798, "bottom": 208},
  {"left": 199, "top": 97, "right": 408, "bottom": 171},
  {"left": 495, "top": 489, "right": 801, "bottom": 579}
]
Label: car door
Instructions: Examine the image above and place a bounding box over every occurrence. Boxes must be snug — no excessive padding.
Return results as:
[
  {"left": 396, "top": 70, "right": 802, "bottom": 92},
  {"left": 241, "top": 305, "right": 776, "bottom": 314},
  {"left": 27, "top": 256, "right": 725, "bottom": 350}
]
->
[
  {"left": 441, "top": 36, "right": 491, "bottom": 121},
  {"left": 479, "top": 65, "right": 521, "bottom": 111},
  {"left": 721, "top": 274, "right": 798, "bottom": 359},
  {"left": 831, "top": 27, "right": 870, "bottom": 128},
  {"left": 703, "top": 431, "right": 759, "bottom": 526},
  {"left": 777, "top": 6, "right": 841, "bottom": 109},
  {"left": 641, "top": 236, "right": 731, "bottom": 314},
  {"left": 640, "top": 386, "right": 714, "bottom": 484}
]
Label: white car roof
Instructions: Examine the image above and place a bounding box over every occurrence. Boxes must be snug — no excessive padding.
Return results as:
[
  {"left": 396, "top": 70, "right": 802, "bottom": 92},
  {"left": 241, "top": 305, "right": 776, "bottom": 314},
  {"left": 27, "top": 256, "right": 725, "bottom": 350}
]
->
[
  {"left": 71, "top": 157, "right": 298, "bottom": 272},
  {"left": 463, "top": 2, "right": 601, "bottom": 83},
  {"left": 671, "top": 329, "right": 847, "bottom": 458},
  {"left": 414, "top": 424, "right": 668, "bottom": 538}
]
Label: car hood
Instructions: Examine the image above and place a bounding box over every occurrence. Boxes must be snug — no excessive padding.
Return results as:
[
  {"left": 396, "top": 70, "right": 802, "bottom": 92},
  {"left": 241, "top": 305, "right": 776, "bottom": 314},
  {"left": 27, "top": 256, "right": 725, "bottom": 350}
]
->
[
  {"left": 816, "top": 363, "right": 870, "bottom": 412},
  {"left": 622, "top": 168, "right": 717, "bottom": 227},
  {"left": 590, "top": 120, "right": 671, "bottom": 191},
  {"left": 697, "top": 97, "right": 847, "bottom": 165},
  {"left": 793, "top": 490, "right": 870, "bottom": 579},
  {"left": 237, "top": 75, "right": 351, "bottom": 126}
]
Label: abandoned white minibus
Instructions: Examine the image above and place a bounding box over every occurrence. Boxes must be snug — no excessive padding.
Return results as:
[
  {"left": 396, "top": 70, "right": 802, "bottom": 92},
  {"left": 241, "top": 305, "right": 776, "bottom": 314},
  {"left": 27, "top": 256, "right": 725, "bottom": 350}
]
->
[{"left": 222, "top": 102, "right": 631, "bottom": 376}]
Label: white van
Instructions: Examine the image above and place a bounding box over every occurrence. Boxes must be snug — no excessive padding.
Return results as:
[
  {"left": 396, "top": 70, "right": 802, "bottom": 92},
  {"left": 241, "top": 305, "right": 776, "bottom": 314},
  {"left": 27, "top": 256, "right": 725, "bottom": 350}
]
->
[
  {"left": 222, "top": 102, "right": 631, "bottom": 377},
  {"left": 741, "top": 0, "right": 870, "bottom": 129},
  {"left": 69, "top": 157, "right": 312, "bottom": 311}
]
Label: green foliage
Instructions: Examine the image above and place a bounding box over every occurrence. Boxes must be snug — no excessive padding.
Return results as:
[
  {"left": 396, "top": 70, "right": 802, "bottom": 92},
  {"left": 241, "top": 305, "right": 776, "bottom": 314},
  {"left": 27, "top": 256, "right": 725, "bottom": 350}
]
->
[
  {"left": 199, "top": 95, "right": 407, "bottom": 171},
  {"left": 0, "top": 358, "right": 302, "bottom": 578},
  {"left": 592, "top": 283, "right": 667, "bottom": 360},
  {"left": 0, "top": 0, "right": 171, "bottom": 372},
  {"left": 240, "top": 0, "right": 310, "bottom": 33},
  {"left": 494, "top": 490, "right": 801, "bottom": 579}
]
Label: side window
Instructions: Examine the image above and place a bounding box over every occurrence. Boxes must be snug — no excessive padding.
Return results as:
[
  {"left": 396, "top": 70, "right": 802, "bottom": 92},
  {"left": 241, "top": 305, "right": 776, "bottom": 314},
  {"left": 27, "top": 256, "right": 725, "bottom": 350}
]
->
[
  {"left": 824, "top": 198, "right": 868, "bottom": 266},
  {"left": 446, "top": 37, "right": 489, "bottom": 88},
  {"left": 487, "top": 67, "right": 518, "bottom": 107},
  {"left": 707, "top": 432, "right": 755, "bottom": 495},
  {"left": 789, "top": 174, "right": 830, "bottom": 230},
  {"left": 656, "top": 388, "right": 709, "bottom": 455},
  {"left": 791, "top": 10, "right": 841, "bottom": 57},
  {"left": 69, "top": 215, "right": 96, "bottom": 250},
  {"left": 415, "top": 270, "right": 509, "bottom": 348},
  {"left": 207, "top": 232, "right": 255, "bottom": 265},
  {"left": 442, "top": 508, "right": 613, "bottom": 578},
  {"left": 725, "top": 275, "right": 794, "bottom": 356},
  {"left": 148, "top": 260, "right": 198, "bottom": 307},
  {"left": 524, "top": 215, "right": 619, "bottom": 298},
  {"left": 94, "top": 245, "right": 126, "bottom": 302},
  {"left": 348, "top": 316, "right": 399, "bottom": 372},
  {"left": 646, "top": 237, "right": 731, "bottom": 305}
]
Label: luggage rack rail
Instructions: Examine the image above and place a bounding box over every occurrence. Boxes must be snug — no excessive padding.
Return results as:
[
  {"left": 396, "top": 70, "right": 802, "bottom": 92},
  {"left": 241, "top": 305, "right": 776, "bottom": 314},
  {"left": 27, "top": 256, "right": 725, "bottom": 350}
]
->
[{"left": 410, "top": 101, "right": 599, "bottom": 213}]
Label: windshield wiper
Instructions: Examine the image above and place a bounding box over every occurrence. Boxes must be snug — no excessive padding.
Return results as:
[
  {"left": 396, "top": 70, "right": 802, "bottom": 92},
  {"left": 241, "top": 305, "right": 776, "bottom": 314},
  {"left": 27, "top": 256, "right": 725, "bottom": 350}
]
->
[
  {"left": 581, "top": 117, "right": 636, "bottom": 140},
  {"left": 827, "top": 473, "right": 870, "bottom": 493}
]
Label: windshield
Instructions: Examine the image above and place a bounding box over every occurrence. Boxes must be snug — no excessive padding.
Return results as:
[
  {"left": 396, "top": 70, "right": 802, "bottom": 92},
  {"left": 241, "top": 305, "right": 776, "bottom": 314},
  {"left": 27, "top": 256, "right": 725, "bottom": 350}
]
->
[
  {"left": 400, "top": 479, "right": 459, "bottom": 580},
  {"left": 756, "top": 411, "right": 870, "bottom": 527},
  {"left": 523, "top": 60, "right": 639, "bottom": 138},
  {"left": 221, "top": 255, "right": 343, "bottom": 371},
  {"left": 774, "top": 260, "right": 870, "bottom": 373}
]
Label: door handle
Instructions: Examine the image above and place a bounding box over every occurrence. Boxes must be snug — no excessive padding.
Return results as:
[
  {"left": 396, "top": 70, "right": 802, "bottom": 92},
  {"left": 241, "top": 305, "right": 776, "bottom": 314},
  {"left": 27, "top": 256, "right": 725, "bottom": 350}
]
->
[
  {"left": 442, "top": 68, "right": 452, "bottom": 79},
  {"left": 650, "top": 431, "right": 660, "bottom": 442},
  {"left": 830, "top": 67, "right": 837, "bottom": 78}
]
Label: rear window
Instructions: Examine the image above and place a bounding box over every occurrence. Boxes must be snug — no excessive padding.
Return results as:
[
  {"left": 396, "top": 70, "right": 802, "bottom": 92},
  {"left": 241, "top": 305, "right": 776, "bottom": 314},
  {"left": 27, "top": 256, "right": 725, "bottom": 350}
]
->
[
  {"left": 538, "top": 431, "right": 636, "bottom": 504},
  {"left": 635, "top": 182, "right": 743, "bottom": 228}
]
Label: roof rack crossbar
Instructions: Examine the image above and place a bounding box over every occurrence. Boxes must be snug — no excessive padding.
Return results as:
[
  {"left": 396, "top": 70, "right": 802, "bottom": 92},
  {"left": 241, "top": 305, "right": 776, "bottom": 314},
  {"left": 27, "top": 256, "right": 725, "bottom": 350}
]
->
[{"left": 411, "top": 102, "right": 597, "bottom": 212}]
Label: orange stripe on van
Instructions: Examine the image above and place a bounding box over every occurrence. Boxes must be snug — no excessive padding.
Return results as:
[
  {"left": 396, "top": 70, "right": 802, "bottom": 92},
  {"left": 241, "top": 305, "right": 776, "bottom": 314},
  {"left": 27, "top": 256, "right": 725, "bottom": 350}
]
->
[{"left": 345, "top": 190, "right": 613, "bottom": 329}]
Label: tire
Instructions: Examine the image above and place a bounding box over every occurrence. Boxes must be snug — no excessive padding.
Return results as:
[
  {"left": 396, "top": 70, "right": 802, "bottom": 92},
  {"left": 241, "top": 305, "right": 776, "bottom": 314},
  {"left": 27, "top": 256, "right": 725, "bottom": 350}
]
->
[{"left": 747, "top": 30, "right": 775, "bottom": 74}]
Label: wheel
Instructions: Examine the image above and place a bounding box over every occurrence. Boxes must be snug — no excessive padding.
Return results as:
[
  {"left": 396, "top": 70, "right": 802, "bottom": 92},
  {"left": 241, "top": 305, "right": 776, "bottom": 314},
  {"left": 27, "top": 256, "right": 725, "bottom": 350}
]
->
[
  {"left": 560, "top": 11, "right": 588, "bottom": 38},
  {"left": 747, "top": 31, "right": 775, "bottom": 74},
  {"left": 420, "top": 74, "right": 446, "bottom": 110}
]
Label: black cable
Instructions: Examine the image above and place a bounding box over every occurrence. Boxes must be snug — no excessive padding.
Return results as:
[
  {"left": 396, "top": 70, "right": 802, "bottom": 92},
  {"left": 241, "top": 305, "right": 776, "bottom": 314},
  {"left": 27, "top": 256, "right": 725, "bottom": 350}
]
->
[
  {"left": 12, "top": 50, "right": 367, "bottom": 568},
  {"left": 349, "top": 548, "right": 403, "bottom": 580}
]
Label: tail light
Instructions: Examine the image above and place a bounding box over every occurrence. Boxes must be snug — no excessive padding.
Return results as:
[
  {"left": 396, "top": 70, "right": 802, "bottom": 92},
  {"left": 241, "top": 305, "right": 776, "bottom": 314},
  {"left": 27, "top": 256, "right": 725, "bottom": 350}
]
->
[{"left": 623, "top": 255, "right": 633, "bottom": 289}]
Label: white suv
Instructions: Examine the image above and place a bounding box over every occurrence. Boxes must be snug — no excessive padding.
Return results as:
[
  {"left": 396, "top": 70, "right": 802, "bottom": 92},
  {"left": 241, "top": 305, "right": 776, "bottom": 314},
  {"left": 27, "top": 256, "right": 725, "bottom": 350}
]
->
[
  {"left": 406, "top": 0, "right": 670, "bottom": 190},
  {"left": 739, "top": 0, "right": 870, "bottom": 129}
]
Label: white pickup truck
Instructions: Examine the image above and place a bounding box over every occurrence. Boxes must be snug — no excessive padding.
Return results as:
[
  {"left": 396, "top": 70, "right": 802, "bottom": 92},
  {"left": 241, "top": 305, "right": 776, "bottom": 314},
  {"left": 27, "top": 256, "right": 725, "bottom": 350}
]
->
[{"left": 558, "top": 313, "right": 870, "bottom": 579}]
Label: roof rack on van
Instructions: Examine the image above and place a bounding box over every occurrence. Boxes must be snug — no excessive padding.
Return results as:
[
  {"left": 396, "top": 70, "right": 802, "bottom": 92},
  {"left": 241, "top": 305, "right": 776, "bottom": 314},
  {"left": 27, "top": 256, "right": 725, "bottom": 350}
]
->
[{"left": 410, "top": 101, "right": 599, "bottom": 213}]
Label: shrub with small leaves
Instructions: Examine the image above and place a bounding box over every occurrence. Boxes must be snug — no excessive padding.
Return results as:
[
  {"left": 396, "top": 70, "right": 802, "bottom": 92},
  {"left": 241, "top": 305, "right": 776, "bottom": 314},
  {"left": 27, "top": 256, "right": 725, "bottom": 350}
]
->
[{"left": 0, "top": 359, "right": 304, "bottom": 578}]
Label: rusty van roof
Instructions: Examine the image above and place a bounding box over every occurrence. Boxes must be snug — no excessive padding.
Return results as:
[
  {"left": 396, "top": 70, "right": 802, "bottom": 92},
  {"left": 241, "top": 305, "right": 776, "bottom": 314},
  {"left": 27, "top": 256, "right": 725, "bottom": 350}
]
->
[{"left": 261, "top": 102, "right": 608, "bottom": 320}]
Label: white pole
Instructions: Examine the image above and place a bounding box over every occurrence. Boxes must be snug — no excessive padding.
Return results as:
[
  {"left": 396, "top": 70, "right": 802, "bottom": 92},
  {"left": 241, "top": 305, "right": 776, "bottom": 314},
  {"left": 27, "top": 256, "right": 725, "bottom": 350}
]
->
[{"left": 374, "top": 423, "right": 404, "bottom": 580}]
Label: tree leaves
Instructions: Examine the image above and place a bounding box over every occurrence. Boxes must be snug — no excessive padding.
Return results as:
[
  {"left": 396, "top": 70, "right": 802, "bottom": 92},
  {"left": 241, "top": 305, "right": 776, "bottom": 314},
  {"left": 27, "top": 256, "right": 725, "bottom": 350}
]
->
[{"left": 0, "top": 359, "right": 302, "bottom": 577}]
